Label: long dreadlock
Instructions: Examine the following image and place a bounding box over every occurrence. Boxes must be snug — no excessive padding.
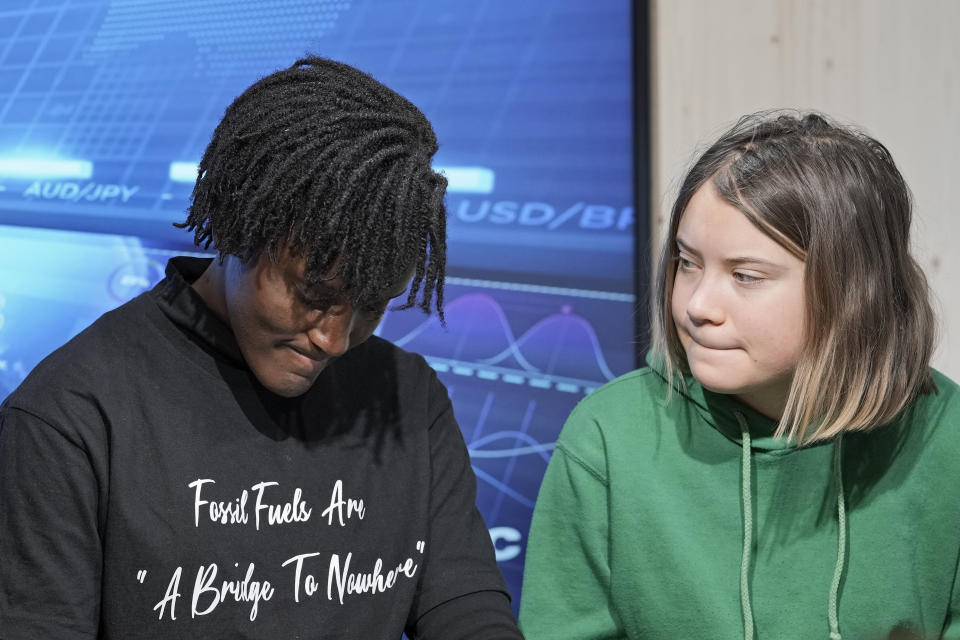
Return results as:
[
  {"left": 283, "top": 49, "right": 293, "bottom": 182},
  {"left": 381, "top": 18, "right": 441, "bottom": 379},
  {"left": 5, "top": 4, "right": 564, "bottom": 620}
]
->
[{"left": 175, "top": 56, "right": 447, "bottom": 318}]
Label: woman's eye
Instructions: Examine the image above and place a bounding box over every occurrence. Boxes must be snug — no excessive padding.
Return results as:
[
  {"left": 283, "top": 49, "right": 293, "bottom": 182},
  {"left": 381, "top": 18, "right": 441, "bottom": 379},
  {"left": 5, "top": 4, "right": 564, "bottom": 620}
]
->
[
  {"left": 733, "top": 272, "right": 761, "bottom": 284},
  {"left": 678, "top": 256, "right": 696, "bottom": 270}
]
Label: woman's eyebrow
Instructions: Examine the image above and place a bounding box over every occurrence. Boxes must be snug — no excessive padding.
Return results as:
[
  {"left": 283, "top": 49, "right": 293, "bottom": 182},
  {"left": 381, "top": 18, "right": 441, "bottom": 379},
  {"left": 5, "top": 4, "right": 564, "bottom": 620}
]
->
[
  {"left": 723, "top": 256, "right": 782, "bottom": 269},
  {"left": 675, "top": 236, "right": 700, "bottom": 256}
]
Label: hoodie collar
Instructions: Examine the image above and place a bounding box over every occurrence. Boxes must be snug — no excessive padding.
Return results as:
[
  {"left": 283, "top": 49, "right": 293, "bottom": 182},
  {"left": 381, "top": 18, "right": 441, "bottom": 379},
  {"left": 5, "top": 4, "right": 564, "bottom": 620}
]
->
[{"left": 645, "top": 351, "right": 797, "bottom": 452}]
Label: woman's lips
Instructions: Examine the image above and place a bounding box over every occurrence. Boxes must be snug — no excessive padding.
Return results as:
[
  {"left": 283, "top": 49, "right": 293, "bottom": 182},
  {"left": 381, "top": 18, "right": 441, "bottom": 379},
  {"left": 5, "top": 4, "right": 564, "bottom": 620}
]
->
[{"left": 687, "top": 334, "right": 736, "bottom": 351}]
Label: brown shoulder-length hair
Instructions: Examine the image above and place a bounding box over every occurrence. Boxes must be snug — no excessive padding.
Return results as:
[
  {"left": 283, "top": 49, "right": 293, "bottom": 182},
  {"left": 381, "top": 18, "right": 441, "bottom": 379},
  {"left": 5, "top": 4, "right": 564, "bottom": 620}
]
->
[{"left": 651, "top": 111, "right": 937, "bottom": 444}]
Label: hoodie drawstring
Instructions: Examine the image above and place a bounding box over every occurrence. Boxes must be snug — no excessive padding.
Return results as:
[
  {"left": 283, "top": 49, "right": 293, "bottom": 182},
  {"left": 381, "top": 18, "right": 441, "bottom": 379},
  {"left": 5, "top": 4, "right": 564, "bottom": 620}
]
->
[
  {"left": 734, "top": 412, "right": 847, "bottom": 640},
  {"left": 738, "top": 414, "right": 755, "bottom": 640},
  {"left": 827, "top": 436, "right": 846, "bottom": 640}
]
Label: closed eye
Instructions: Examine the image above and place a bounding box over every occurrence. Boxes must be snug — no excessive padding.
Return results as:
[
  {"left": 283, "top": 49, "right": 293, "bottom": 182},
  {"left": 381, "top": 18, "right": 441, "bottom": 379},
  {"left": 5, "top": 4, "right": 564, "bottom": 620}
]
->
[
  {"left": 359, "top": 301, "right": 389, "bottom": 318},
  {"left": 297, "top": 289, "right": 341, "bottom": 311}
]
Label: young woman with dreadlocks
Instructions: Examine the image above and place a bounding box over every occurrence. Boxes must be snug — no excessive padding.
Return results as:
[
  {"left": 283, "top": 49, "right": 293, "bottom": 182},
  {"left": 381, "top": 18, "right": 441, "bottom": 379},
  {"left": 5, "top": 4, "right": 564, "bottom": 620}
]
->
[{"left": 0, "top": 57, "right": 523, "bottom": 640}]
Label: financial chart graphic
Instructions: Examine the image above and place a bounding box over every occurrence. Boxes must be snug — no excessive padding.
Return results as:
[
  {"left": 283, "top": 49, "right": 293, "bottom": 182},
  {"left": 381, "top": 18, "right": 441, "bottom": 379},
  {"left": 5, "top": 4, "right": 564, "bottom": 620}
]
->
[
  {"left": 0, "top": 0, "right": 637, "bottom": 614},
  {"left": 376, "top": 281, "right": 635, "bottom": 591}
]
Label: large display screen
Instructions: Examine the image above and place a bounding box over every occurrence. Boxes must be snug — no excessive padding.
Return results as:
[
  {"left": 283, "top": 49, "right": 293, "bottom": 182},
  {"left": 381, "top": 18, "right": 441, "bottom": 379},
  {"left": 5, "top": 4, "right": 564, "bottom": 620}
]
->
[{"left": 0, "top": 0, "right": 637, "bottom": 615}]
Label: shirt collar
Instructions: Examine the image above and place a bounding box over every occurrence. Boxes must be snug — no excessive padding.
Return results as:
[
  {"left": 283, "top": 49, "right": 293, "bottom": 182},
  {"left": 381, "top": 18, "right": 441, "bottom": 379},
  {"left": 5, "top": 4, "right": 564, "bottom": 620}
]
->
[{"left": 150, "top": 256, "right": 246, "bottom": 367}]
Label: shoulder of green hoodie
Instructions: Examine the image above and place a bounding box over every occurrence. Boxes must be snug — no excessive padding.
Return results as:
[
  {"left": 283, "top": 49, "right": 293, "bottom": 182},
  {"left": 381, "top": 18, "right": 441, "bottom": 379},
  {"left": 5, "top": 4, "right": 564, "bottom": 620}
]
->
[
  {"left": 519, "top": 368, "right": 661, "bottom": 640},
  {"left": 554, "top": 367, "right": 665, "bottom": 478}
]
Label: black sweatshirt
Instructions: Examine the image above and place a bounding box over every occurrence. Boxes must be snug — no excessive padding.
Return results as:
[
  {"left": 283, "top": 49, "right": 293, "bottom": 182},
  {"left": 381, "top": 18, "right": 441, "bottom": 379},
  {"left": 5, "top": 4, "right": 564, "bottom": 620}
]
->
[{"left": 0, "top": 257, "right": 522, "bottom": 639}]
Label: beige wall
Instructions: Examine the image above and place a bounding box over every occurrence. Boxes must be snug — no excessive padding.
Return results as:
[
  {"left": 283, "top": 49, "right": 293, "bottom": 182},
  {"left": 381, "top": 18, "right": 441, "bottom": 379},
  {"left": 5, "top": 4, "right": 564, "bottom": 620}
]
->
[{"left": 651, "top": 0, "right": 960, "bottom": 379}]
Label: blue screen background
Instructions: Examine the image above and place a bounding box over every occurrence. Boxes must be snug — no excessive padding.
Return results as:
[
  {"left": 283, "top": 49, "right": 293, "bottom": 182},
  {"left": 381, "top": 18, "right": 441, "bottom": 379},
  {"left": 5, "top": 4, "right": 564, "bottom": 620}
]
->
[{"left": 0, "top": 0, "right": 637, "bottom": 617}]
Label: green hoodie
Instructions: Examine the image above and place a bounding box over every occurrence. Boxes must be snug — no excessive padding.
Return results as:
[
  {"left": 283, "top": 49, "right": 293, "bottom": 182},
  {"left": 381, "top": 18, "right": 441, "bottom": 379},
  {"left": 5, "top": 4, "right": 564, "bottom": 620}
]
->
[{"left": 519, "top": 359, "right": 960, "bottom": 640}]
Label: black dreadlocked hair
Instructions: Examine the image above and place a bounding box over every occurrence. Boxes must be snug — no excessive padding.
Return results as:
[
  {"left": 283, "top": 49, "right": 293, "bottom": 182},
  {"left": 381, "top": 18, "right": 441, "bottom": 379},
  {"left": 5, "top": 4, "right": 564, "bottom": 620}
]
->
[{"left": 175, "top": 56, "right": 447, "bottom": 318}]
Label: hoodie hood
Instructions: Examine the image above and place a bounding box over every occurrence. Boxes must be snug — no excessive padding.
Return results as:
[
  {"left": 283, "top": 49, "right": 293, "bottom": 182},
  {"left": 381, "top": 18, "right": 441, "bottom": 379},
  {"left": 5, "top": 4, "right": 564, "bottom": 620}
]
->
[{"left": 644, "top": 351, "right": 802, "bottom": 453}]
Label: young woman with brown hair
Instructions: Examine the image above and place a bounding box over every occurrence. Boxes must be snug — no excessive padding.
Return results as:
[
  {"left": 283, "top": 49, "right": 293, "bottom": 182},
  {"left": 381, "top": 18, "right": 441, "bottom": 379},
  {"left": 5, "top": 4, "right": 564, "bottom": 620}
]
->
[{"left": 520, "top": 111, "right": 959, "bottom": 640}]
